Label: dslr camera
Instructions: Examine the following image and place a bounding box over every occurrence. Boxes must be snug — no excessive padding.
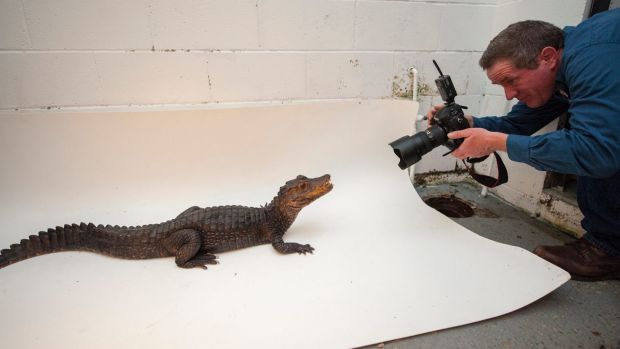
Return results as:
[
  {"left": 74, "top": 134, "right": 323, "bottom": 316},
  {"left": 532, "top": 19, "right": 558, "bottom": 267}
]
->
[{"left": 390, "top": 60, "right": 469, "bottom": 169}]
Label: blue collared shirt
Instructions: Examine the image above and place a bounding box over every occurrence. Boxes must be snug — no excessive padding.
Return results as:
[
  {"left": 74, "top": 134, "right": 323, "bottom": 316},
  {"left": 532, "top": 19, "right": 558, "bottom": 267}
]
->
[{"left": 474, "top": 8, "right": 620, "bottom": 179}]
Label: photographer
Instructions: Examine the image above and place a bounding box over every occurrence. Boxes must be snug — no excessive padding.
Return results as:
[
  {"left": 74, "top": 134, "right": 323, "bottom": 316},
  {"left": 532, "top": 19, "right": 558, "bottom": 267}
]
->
[{"left": 427, "top": 9, "right": 620, "bottom": 281}]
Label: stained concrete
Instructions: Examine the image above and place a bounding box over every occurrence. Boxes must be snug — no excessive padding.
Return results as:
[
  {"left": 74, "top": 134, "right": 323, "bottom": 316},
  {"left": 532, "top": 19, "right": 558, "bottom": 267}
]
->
[{"left": 360, "top": 182, "right": 620, "bottom": 349}]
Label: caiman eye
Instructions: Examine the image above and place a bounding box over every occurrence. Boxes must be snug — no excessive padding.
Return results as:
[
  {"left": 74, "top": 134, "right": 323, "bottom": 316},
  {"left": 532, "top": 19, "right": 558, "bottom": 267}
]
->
[{"left": 299, "top": 183, "right": 308, "bottom": 190}]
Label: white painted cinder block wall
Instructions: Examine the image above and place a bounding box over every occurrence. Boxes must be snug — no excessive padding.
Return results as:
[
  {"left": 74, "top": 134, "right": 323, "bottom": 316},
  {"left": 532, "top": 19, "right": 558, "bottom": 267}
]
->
[
  {"left": 3, "top": 0, "right": 579, "bottom": 110},
  {"left": 0, "top": 0, "right": 588, "bottom": 229},
  {"left": 0, "top": 0, "right": 481, "bottom": 109}
]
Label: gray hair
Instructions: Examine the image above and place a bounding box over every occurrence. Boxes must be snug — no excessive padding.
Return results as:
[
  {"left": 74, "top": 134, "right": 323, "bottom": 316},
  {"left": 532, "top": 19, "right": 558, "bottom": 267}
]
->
[{"left": 479, "top": 20, "right": 564, "bottom": 70}]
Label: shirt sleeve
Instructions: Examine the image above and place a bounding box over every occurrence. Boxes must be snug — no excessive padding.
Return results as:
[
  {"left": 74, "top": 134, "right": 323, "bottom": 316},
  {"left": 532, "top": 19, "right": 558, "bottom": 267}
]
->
[
  {"left": 473, "top": 96, "right": 568, "bottom": 135},
  {"left": 478, "top": 45, "right": 620, "bottom": 178}
]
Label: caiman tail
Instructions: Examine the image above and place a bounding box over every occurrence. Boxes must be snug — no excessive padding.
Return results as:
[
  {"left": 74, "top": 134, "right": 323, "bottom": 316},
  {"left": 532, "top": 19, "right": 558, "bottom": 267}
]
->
[{"left": 0, "top": 223, "right": 167, "bottom": 269}]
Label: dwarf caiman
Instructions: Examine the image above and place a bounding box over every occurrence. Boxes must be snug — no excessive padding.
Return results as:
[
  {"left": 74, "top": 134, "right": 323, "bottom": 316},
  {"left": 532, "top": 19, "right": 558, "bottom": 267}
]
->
[{"left": 0, "top": 174, "right": 333, "bottom": 270}]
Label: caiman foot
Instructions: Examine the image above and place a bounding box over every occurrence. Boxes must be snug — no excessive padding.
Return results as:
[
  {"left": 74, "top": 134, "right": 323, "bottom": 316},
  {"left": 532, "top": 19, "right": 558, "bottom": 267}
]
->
[
  {"left": 295, "top": 244, "right": 314, "bottom": 254},
  {"left": 179, "top": 252, "right": 219, "bottom": 270},
  {"left": 272, "top": 242, "right": 315, "bottom": 255}
]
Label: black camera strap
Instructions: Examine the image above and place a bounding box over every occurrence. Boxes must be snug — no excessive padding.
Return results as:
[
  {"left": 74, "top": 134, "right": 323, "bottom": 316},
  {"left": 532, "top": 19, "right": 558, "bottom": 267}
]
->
[{"left": 462, "top": 151, "right": 508, "bottom": 188}]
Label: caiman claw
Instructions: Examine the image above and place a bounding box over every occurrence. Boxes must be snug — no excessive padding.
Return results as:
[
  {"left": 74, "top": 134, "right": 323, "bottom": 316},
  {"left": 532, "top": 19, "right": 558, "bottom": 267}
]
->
[{"left": 296, "top": 244, "right": 315, "bottom": 254}]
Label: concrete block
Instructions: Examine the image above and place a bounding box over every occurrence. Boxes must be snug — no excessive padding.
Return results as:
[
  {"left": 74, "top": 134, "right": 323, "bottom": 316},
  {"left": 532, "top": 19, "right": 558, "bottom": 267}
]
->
[
  {"left": 92, "top": 52, "right": 212, "bottom": 106},
  {"left": 149, "top": 0, "right": 259, "bottom": 49},
  {"left": 492, "top": 0, "right": 586, "bottom": 33},
  {"left": 207, "top": 52, "right": 306, "bottom": 102},
  {"left": 479, "top": 94, "right": 513, "bottom": 117},
  {"left": 492, "top": 181, "right": 541, "bottom": 214},
  {"left": 392, "top": 53, "right": 434, "bottom": 100},
  {"left": 306, "top": 52, "right": 393, "bottom": 99},
  {"left": 356, "top": 1, "right": 440, "bottom": 50},
  {"left": 22, "top": 0, "right": 151, "bottom": 49},
  {"left": 417, "top": 96, "right": 432, "bottom": 116},
  {"left": 455, "top": 94, "right": 483, "bottom": 116},
  {"left": 466, "top": 53, "right": 487, "bottom": 95},
  {"left": 0, "top": 52, "right": 99, "bottom": 108},
  {"left": 259, "top": 0, "right": 355, "bottom": 50},
  {"left": 438, "top": 4, "right": 495, "bottom": 51},
  {"left": 483, "top": 78, "right": 505, "bottom": 97},
  {"left": 394, "top": 52, "right": 483, "bottom": 97},
  {"left": 501, "top": 157, "right": 548, "bottom": 200},
  {"left": 0, "top": 0, "right": 30, "bottom": 49},
  {"left": 0, "top": 54, "right": 23, "bottom": 108},
  {"left": 538, "top": 194, "right": 584, "bottom": 237}
]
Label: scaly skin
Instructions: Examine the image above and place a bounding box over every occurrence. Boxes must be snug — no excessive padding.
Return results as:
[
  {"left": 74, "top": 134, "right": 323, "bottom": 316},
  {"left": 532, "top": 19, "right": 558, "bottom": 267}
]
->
[{"left": 0, "top": 174, "right": 333, "bottom": 270}]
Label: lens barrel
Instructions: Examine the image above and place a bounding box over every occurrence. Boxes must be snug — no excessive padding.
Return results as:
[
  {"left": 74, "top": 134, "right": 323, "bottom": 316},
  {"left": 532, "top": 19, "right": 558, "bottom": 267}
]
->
[{"left": 389, "top": 125, "right": 447, "bottom": 169}]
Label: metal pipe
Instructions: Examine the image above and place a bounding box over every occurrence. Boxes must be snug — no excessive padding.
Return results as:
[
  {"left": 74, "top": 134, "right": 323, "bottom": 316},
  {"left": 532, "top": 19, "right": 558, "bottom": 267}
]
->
[
  {"left": 409, "top": 67, "right": 419, "bottom": 101},
  {"left": 481, "top": 185, "right": 488, "bottom": 197}
]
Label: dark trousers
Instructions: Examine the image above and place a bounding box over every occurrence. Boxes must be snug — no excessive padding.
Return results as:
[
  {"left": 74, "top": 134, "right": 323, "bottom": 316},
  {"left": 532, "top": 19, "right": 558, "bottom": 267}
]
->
[{"left": 579, "top": 170, "right": 620, "bottom": 256}]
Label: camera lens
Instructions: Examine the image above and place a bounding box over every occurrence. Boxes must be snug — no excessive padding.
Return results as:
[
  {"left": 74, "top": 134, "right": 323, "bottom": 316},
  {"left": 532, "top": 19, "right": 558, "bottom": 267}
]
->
[{"left": 389, "top": 125, "right": 447, "bottom": 169}]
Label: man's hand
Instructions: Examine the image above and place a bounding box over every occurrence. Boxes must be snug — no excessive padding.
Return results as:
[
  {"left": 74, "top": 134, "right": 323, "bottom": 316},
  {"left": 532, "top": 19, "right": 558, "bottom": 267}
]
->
[
  {"left": 447, "top": 128, "right": 508, "bottom": 159},
  {"left": 426, "top": 104, "right": 474, "bottom": 127}
]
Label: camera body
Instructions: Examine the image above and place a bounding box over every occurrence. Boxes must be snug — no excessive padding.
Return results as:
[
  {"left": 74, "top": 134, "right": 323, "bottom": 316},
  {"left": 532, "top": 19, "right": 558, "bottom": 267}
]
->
[
  {"left": 432, "top": 101, "right": 469, "bottom": 151},
  {"left": 389, "top": 60, "right": 469, "bottom": 169}
]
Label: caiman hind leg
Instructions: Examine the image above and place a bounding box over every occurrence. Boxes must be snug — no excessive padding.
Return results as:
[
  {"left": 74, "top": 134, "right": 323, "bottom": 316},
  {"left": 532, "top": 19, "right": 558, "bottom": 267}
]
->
[
  {"left": 272, "top": 237, "right": 314, "bottom": 255},
  {"left": 163, "top": 229, "right": 218, "bottom": 269},
  {"left": 176, "top": 206, "right": 202, "bottom": 219}
]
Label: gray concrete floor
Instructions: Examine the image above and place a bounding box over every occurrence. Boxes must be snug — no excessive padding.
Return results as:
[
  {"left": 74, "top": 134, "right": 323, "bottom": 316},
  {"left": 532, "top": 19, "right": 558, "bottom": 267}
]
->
[{"left": 360, "top": 182, "right": 620, "bottom": 349}]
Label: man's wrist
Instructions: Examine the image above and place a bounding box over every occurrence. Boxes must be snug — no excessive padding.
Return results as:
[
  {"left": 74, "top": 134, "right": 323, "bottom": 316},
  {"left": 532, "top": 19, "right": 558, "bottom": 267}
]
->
[
  {"left": 490, "top": 132, "right": 508, "bottom": 152},
  {"left": 466, "top": 115, "right": 474, "bottom": 128}
]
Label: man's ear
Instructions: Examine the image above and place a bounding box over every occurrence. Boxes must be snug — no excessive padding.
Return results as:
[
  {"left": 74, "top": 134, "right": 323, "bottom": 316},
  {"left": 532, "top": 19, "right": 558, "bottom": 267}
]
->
[{"left": 540, "top": 46, "right": 560, "bottom": 69}]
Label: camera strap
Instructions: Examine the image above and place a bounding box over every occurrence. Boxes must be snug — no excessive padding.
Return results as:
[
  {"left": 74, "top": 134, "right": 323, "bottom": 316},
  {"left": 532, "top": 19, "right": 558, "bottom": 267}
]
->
[{"left": 462, "top": 151, "right": 508, "bottom": 188}]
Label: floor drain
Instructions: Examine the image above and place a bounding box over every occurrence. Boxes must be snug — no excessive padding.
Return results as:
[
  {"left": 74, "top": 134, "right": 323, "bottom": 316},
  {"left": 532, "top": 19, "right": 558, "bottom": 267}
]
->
[{"left": 423, "top": 195, "right": 474, "bottom": 218}]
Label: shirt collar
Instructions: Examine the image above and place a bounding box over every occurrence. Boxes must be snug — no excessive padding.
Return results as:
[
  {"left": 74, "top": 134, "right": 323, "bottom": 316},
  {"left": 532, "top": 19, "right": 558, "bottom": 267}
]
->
[{"left": 554, "top": 43, "right": 569, "bottom": 99}]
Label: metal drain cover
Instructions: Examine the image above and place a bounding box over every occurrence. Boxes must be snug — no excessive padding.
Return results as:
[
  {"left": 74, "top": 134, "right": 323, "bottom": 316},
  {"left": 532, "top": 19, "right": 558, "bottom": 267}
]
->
[{"left": 423, "top": 194, "right": 474, "bottom": 218}]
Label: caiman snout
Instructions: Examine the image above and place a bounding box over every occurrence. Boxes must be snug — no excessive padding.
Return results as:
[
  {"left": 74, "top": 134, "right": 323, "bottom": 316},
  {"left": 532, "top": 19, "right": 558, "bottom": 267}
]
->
[
  {"left": 320, "top": 174, "right": 333, "bottom": 193},
  {"left": 305, "top": 174, "right": 333, "bottom": 199}
]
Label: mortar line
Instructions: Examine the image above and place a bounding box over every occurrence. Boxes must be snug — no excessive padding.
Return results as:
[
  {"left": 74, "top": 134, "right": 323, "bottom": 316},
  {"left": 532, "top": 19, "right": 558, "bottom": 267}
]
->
[{"left": 0, "top": 95, "right": 486, "bottom": 113}]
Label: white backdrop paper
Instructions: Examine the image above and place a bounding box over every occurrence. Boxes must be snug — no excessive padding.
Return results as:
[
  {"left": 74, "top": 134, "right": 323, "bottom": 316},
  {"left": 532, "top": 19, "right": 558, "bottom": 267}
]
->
[{"left": 0, "top": 100, "right": 568, "bottom": 348}]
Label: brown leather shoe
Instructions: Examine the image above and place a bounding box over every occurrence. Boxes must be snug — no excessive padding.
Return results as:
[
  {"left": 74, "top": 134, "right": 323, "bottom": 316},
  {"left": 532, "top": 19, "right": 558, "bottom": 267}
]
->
[{"left": 533, "top": 238, "right": 620, "bottom": 281}]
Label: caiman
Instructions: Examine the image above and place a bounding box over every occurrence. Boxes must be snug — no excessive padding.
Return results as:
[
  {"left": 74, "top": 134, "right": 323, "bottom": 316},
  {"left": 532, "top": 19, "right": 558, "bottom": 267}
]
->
[{"left": 0, "top": 174, "right": 332, "bottom": 270}]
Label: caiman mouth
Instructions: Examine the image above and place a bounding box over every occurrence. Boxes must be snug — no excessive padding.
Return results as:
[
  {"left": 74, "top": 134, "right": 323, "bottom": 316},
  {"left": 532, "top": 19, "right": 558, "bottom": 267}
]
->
[{"left": 315, "top": 174, "right": 333, "bottom": 196}]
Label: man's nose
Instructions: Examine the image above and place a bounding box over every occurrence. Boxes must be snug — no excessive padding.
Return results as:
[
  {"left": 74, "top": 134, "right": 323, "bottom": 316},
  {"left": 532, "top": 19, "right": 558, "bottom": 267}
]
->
[{"left": 504, "top": 86, "right": 518, "bottom": 100}]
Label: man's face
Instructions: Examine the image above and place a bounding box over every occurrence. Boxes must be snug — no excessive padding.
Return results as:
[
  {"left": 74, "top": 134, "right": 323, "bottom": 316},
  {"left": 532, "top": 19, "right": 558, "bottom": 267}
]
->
[{"left": 486, "top": 56, "right": 558, "bottom": 108}]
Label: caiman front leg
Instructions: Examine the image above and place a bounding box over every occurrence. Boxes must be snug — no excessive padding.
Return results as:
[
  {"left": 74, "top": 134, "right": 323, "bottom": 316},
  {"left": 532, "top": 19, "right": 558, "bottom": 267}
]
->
[
  {"left": 163, "top": 229, "right": 218, "bottom": 269},
  {"left": 272, "top": 237, "right": 314, "bottom": 255}
]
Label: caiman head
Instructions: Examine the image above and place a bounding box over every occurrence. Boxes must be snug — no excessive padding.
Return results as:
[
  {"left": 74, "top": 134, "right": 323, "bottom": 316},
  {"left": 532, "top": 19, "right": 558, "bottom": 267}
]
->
[
  {"left": 265, "top": 174, "right": 333, "bottom": 234},
  {"left": 276, "top": 174, "right": 333, "bottom": 211}
]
